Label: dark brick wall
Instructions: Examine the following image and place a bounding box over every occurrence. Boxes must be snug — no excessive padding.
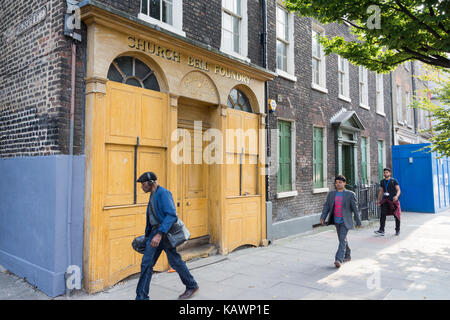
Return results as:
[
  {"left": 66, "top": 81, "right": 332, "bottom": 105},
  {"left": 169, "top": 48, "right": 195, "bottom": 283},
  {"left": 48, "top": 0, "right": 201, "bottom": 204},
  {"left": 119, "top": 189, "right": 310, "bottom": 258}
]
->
[
  {"left": 0, "top": 0, "right": 86, "bottom": 157},
  {"left": 265, "top": 6, "right": 393, "bottom": 221}
]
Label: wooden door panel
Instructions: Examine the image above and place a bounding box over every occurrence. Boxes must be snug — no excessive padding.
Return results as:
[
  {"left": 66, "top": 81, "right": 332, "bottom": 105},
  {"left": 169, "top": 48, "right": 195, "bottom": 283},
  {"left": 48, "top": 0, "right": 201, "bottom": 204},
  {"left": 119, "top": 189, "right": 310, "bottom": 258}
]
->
[
  {"left": 106, "top": 84, "right": 140, "bottom": 145},
  {"left": 104, "top": 145, "right": 134, "bottom": 206},
  {"left": 225, "top": 153, "right": 240, "bottom": 196},
  {"left": 242, "top": 154, "right": 258, "bottom": 196},
  {"left": 140, "top": 92, "right": 167, "bottom": 147},
  {"left": 184, "top": 199, "right": 208, "bottom": 238},
  {"left": 136, "top": 147, "right": 166, "bottom": 204}
]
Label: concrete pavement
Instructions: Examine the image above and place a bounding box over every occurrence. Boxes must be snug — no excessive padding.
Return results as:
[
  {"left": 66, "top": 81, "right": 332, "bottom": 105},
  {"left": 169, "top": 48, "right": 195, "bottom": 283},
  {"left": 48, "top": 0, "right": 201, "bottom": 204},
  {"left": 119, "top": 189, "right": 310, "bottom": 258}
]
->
[{"left": 2, "top": 209, "right": 450, "bottom": 300}]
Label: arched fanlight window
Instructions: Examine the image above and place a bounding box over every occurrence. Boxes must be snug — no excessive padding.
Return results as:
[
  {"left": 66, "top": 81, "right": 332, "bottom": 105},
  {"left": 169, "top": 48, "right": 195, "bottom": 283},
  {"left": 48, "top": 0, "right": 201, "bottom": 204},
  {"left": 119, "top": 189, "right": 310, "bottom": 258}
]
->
[
  {"left": 227, "top": 88, "right": 253, "bottom": 113},
  {"left": 107, "top": 56, "right": 160, "bottom": 91}
]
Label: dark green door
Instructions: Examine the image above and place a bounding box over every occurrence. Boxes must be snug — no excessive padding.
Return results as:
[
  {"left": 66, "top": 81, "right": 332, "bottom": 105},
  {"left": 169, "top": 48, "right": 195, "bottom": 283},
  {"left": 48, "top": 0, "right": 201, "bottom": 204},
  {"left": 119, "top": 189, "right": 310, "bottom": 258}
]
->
[{"left": 342, "top": 144, "right": 354, "bottom": 190}]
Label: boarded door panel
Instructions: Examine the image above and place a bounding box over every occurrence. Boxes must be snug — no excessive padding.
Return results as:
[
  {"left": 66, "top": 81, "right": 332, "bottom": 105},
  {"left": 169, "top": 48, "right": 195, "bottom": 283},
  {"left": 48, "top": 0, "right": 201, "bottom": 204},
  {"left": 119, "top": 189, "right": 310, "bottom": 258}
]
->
[
  {"left": 104, "top": 144, "right": 134, "bottom": 206},
  {"left": 106, "top": 84, "right": 140, "bottom": 145},
  {"left": 136, "top": 146, "right": 166, "bottom": 204},
  {"left": 140, "top": 91, "right": 167, "bottom": 147},
  {"left": 242, "top": 154, "right": 258, "bottom": 196}
]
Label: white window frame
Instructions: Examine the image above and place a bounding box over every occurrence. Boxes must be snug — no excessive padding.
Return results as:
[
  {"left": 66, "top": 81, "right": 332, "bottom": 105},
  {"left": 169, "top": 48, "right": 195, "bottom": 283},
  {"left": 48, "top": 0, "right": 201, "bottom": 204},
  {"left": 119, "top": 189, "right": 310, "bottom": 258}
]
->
[
  {"left": 396, "top": 85, "right": 403, "bottom": 124},
  {"left": 359, "top": 66, "right": 369, "bottom": 109},
  {"left": 376, "top": 73, "right": 385, "bottom": 116},
  {"left": 312, "top": 125, "right": 329, "bottom": 194},
  {"left": 338, "top": 55, "right": 350, "bottom": 102},
  {"left": 405, "top": 91, "right": 413, "bottom": 128},
  {"left": 276, "top": 118, "right": 298, "bottom": 199},
  {"left": 138, "top": 0, "right": 185, "bottom": 37},
  {"left": 311, "top": 23, "right": 328, "bottom": 93},
  {"left": 276, "top": 4, "right": 296, "bottom": 82},
  {"left": 220, "top": 0, "right": 249, "bottom": 62}
]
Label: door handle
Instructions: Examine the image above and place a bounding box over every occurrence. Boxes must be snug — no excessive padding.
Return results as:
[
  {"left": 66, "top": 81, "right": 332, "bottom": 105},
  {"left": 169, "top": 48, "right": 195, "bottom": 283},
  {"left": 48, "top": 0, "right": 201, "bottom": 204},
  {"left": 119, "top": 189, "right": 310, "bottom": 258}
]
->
[
  {"left": 186, "top": 202, "right": 191, "bottom": 206},
  {"left": 177, "top": 202, "right": 180, "bottom": 208}
]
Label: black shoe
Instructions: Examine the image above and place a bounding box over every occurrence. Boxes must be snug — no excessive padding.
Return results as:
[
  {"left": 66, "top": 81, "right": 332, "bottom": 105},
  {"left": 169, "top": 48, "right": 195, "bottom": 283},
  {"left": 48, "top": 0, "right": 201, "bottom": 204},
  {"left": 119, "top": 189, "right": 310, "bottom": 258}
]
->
[
  {"left": 343, "top": 258, "right": 351, "bottom": 263},
  {"left": 395, "top": 230, "right": 400, "bottom": 236},
  {"left": 374, "top": 230, "right": 385, "bottom": 236},
  {"left": 178, "top": 287, "right": 199, "bottom": 300}
]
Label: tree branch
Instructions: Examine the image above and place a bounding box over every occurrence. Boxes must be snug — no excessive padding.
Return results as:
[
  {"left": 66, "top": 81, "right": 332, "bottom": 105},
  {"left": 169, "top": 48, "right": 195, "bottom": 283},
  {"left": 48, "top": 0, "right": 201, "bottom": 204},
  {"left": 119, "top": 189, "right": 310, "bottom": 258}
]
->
[{"left": 394, "top": 0, "right": 443, "bottom": 41}]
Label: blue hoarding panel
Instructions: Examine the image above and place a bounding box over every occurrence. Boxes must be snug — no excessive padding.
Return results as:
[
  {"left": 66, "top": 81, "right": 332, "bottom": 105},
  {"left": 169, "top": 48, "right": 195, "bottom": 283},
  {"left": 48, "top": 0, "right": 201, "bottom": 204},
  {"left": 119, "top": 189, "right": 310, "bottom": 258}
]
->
[{"left": 392, "top": 143, "right": 450, "bottom": 213}]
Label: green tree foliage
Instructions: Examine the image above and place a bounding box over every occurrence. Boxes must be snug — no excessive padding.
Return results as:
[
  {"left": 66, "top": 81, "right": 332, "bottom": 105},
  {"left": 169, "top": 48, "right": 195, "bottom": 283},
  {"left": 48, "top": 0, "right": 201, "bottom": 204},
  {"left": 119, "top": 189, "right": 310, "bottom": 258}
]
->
[
  {"left": 412, "top": 67, "right": 450, "bottom": 157},
  {"left": 284, "top": 0, "right": 450, "bottom": 72}
]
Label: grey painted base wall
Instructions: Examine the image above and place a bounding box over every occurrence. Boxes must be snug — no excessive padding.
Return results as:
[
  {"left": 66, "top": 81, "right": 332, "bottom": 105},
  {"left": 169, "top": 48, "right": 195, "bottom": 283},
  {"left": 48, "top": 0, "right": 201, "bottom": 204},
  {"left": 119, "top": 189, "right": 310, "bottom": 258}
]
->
[
  {"left": 0, "top": 155, "right": 85, "bottom": 297},
  {"left": 266, "top": 201, "right": 322, "bottom": 241}
]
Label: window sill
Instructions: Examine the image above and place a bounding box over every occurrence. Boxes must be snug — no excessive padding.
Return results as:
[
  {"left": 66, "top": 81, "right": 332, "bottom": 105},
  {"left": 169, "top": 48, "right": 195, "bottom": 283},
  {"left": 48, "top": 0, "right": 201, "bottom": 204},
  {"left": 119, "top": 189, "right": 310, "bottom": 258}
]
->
[
  {"left": 338, "top": 95, "right": 351, "bottom": 103},
  {"left": 359, "top": 104, "right": 370, "bottom": 110},
  {"left": 311, "top": 83, "right": 328, "bottom": 94},
  {"left": 138, "top": 13, "right": 186, "bottom": 37},
  {"left": 276, "top": 190, "right": 298, "bottom": 199},
  {"left": 276, "top": 69, "right": 297, "bottom": 82},
  {"left": 397, "top": 120, "right": 405, "bottom": 126},
  {"left": 376, "top": 111, "right": 386, "bottom": 117},
  {"left": 312, "top": 187, "right": 329, "bottom": 194},
  {"left": 220, "top": 48, "right": 251, "bottom": 63}
]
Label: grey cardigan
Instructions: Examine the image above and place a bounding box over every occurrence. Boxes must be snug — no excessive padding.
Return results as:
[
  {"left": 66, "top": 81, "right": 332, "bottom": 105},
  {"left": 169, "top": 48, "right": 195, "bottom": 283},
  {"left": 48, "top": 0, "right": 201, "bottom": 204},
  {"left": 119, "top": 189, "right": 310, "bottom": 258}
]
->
[{"left": 320, "top": 190, "right": 362, "bottom": 230}]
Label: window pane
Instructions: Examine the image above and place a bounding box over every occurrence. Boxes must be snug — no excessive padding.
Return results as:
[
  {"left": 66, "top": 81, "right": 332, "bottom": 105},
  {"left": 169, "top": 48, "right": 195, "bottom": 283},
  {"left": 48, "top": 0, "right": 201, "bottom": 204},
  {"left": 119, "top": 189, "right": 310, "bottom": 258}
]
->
[
  {"left": 233, "top": 16, "right": 240, "bottom": 52},
  {"left": 149, "top": 0, "right": 160, "bottom": 20},
  {"left": 312, "top": 59, "right": 320, "bottom": 84},
  {"left": 222, "top": 29, "right": 232, "bottom": 51},
  {"left": 236, "top": 0, "right": 241, "bottom": 15},
  {"left": 224, "top": 0, "right": 233, "bottom": 12},
  {"left": 141, "top": 0, "right": 148, "bottom": 15},
  {"left": 162, "top": 0, "right": 173, "bottom": 25},
  {"left": 134, "top": 58, "right": 151, "bottom": 79},
  {"left": 277, "top": 40, "right": 287, "bottom": 71},
  {"left": 143, "top": 75, "right": 160, "bottom": 91},
  {"left": 339, "top": 73, "right": 344, "bottom": 95},
  {"left": 107, "top": 64, "right": 123, "bottom": 83},
  {"left": 126, "top": 78, "right": 142, "bottom": 88},
  {"left": 223, "top": 12, "right": 232, "bottom": 31},
  {"left": 115, "top": 56, "right": 133, "bottom": 77}
]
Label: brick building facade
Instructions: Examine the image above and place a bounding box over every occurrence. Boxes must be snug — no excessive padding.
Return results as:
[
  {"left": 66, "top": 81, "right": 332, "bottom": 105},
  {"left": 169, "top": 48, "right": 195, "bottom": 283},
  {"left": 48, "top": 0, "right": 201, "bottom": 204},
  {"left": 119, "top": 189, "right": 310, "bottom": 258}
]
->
[
  {"left": 264, "top": 2, "right": 392, "bottom": 238},
  {"left": 0, "top": 0, "right": 409, "bottom": 296}
]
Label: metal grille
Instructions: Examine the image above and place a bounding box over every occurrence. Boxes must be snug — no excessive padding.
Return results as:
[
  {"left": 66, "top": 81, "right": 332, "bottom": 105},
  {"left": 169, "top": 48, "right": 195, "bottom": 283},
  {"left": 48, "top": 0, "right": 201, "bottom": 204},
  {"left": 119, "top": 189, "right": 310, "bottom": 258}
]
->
[{"left": 354, "top": 182, "right": 380, "bottom": 220}]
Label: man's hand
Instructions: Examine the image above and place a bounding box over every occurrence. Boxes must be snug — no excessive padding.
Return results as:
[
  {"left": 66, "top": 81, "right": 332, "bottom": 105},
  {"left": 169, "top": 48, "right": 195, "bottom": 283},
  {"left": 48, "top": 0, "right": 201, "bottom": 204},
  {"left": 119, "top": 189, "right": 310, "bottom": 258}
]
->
[
  {"left": 150, "top": 233, "right": 162, "bottom": 248},
  {"left": 393, "top": 195, "right": 398, "bottom": 202},
  {"left": 320, "top": 219, "right": 325, "bottom": 225},
  {"left": 356, "top": 224, "right": 362, "bottom": 229}
]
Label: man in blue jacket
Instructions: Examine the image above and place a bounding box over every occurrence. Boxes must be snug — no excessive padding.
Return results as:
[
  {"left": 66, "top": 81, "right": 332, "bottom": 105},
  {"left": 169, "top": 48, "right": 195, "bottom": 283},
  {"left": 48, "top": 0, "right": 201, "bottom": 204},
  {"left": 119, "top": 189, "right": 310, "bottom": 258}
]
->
[{"left": 135, "top": 172, "right": 199, "bottom": 300}]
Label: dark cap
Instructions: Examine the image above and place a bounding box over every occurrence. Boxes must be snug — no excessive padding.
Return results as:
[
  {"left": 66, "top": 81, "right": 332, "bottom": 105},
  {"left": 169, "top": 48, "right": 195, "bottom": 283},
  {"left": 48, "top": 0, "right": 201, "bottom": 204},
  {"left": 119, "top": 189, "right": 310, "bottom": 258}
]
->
[
  {"left": 136, "top": 171, "right": 157, "bottom": 183},
  {"left": 383, "top": 168, "right": 391, "bottom": 172}
]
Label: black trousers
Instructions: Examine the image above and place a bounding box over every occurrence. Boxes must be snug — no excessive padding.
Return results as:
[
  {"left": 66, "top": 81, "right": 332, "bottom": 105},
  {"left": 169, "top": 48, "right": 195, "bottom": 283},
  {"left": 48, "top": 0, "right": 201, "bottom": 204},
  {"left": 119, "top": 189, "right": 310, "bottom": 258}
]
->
[{"left": 380, "top": 202, "right": 400, "bottom": 232}]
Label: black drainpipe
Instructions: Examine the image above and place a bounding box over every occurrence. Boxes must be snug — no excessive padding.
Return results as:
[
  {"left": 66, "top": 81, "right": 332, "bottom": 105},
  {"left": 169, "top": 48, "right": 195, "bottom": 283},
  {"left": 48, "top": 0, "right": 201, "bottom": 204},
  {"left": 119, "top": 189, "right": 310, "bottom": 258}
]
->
[{"left": 261, "top": 0, "right": 269, "bottom": 201}]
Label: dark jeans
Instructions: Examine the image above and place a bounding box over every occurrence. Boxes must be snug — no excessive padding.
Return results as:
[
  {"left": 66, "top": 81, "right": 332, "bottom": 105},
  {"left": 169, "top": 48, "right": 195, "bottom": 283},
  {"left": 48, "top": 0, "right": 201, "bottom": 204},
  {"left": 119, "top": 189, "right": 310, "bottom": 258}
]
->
[
  {"left": 380, "top": 202, "right": 400, "bottom": 232},
  {"left": 335, "top": 223, "right": 351, "bottom": 263},
  {"left": 136, "top": 230, "right": 198, "bottom": 300}
]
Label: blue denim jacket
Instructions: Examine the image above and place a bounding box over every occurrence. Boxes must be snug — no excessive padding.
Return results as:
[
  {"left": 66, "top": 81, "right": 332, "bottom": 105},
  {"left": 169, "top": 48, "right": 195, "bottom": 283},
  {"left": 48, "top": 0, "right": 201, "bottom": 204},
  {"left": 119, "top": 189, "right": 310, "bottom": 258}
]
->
[{"left": 145, "top": 186, "right": 178, "bottom": 237}]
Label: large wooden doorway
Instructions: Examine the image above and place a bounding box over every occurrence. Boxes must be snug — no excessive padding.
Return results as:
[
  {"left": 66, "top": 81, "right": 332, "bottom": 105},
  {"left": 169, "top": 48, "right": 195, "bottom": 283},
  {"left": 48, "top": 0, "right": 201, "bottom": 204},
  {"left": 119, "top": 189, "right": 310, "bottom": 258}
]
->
[
  {"left": 99, "top": 81, "right": 169, "bottom": 287},
  {"left": 176, "top": 102, "right": 213, "bottom": 239},
  {"left": 176, "top": 128, "right": 209, "bottom": 239}
]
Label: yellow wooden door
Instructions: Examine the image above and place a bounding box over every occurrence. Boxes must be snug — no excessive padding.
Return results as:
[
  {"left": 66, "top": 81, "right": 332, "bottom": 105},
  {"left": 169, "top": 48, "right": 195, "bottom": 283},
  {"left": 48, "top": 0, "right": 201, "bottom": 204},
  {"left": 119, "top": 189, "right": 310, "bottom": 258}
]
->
[
  {"left": 102, "top": 82, "right": 169, "bottom": 287},
  {"left": 224, "top": 108, "right": 261, "bottom": 252},
  {"left": 178, "top": 129, "right": 209, "bottom": 239}
]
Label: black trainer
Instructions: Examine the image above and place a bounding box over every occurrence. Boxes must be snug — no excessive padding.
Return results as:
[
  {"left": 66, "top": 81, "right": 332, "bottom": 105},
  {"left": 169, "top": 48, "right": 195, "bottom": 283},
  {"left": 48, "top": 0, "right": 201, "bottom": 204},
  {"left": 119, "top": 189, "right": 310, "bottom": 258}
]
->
[
  {"left": 374, "top": 230, "right": 385, "bottom": 236},
  {"left": 395, "top": 230, "right": 400, "bottom": 236}
]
